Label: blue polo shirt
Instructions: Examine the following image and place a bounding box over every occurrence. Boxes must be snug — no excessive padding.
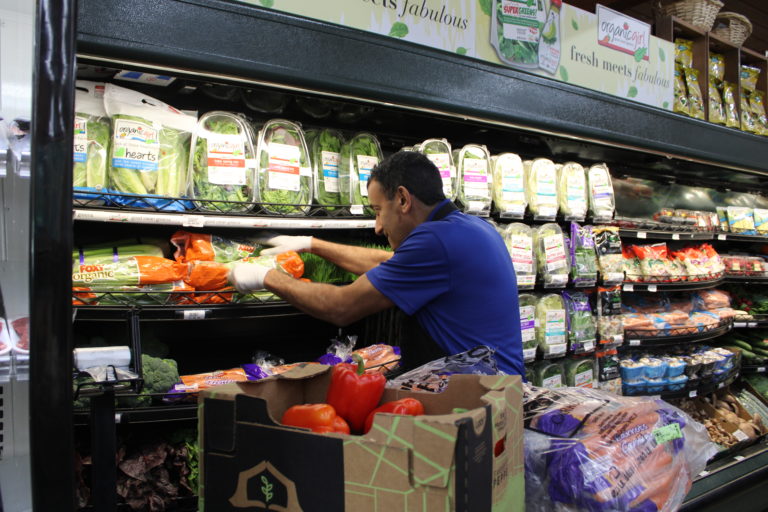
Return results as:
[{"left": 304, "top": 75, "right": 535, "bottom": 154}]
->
[{"left": 366, "top": 201, "right": 523, "bottom": 375}]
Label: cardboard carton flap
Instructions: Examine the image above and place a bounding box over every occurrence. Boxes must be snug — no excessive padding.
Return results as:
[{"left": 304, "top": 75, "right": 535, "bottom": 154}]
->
[
  {"left": 413, "top": 417, "right": 458, "bottom": 488},
  {"left": 274, "top": 363, "right": 330, "bottom": 380}
]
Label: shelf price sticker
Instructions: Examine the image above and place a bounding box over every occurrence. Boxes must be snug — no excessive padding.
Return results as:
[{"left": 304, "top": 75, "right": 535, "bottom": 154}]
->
[
  {"left": 734, "top": 455, "right": 745, "bottom": 461},
  {"left": 629, "top": 339, "right": 641, "bottom": 346},
  {"left": 548, "top": 343, "right": 567, "bottom": 355},
  {"left": 718, "top": 234, "right": 727, "bottom": 241},
  {"left": 523, "top": 348, "right": 537, "bottom": 361},
  {"left": 688, "top": 390, "right": 697, "bottom": 398},
  {"left": 623, "top": 284, "right": 634, "bottom": 292},
  {"left": 182, "top": 215, "right": 206, "bottom": 228},
  {"left": 183, "top": 310, "right": 207, "bottom": 320},
  {"left": 637, "top": 232, "right": 647, "bottom": 239},
  {"left": 652, "top": 423, "right": 682, "bottom": 445},
  {"left": 350, "top": 205, "right": 364, "bottom": 216},
  {"left": 647, "top": 284, "right": 658, "bottom": 292},
  {"left": 734, "top": 322, "right": 747, "bottom": 328},
  {"left": 758, "top": 367, "right": 766, "bottom": 373},
  {"left": 672, "top": 234, "right": 680, "bottom": 240}
]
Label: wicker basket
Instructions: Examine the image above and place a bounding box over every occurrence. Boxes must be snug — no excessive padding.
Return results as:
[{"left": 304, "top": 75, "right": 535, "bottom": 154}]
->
[
  {"left": 657, "top": 0, "right": 724, "bottom": 32},
  {"left": 711, "top": 12, "right": 753, "bottom": 47}
]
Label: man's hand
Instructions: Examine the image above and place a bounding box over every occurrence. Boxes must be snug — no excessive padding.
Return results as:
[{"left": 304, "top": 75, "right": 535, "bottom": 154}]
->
[
  {"left": 229, "top": 262, "right": 272, "bottom": 293},
  {"left": 257, "top": 234, "right": 313, "bottom": 256}
]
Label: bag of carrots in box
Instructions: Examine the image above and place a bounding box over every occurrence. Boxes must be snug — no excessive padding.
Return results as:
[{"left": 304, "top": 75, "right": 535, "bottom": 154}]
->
[
  {"left": 184, "top": 251, "right": 304, "bottom": 290},
  {"left": 523, "top": 385, "right": 716, "bottom": 512},
  {"left": 171, "top": 230, "right": 264, "bottom": 263}
]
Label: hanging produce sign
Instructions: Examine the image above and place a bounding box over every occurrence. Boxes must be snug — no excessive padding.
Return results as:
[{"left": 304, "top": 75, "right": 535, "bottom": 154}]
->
[{"left": 246, "top": 0, "right": 674, "bottom": 110}]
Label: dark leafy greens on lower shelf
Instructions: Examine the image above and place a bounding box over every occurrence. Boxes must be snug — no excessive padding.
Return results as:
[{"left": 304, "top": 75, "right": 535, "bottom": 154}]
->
[
  {"left": 536, "top": 293, "right": 567, "bottom": 359},
  {"left": 103, "top": 83, "right": 195, "bottom": 199},
  {"left": 415, "top": 138, "right": 456, "bottom": 200},
  {"left": 341, "top": 133, "right": 382, "bottom": 215},
  {"left": 565, "top": 357, "right": 596, "bottom": 388},
  {"left": 190, "top": 111, "right": 256, "bottom": 212},
  {"left": 519, "top": 294, "right": 538, "bottom": 361},
  {"left": 569, "top": 222, "right": 598, "bottom": 286},
  {"left": 310, "top": 128, "right": 344, "bottom": 209},
  {"left": 257, "top": 119, "right": 313, "bottom": 215},
  {"left": 532, "top": 360, "right": 565, "bottom": 388},
  {"left": 73, "top": 81, "right": 110, "bottom": 192},
  {"left": 454, "top": 144, "right": 492, "bottom": 215},
  {"left": 563, "top": 291, "right": 597, "bottom": 354}
]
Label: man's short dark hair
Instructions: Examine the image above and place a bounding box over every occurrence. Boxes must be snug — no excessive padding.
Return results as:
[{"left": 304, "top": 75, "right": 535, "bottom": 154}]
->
[{"left": 368, "top": 151, "right": 446, "bottom": 206}]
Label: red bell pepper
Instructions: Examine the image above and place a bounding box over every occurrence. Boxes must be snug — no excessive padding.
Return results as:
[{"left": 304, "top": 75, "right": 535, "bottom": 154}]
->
[
  {"left": 326, "top": 354, "right": 386, "bottom": 433},
  {"left": 363, "top": 397, "right": 425, "bottom": 434},
  {"left": 281, "top": 403, "right": 350, "bottom": 434}
]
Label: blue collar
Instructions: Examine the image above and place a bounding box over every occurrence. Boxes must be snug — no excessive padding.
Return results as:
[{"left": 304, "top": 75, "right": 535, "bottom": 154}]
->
[{"left": 426, "top": 199, "right": 456, "bottom": 222}]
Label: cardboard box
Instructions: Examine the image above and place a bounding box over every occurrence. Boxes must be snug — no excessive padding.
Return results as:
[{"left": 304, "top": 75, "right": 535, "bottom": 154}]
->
[{"left": 199, "top": 364, "right": 523, "bottom": 511}]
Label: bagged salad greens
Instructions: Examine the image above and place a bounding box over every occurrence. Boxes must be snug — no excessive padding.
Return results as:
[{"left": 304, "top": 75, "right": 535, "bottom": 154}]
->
[
  {"left": 534, "top": 223, "right": 569, "bottom": 288},
  {"left": 536, "top": 293, "right": 567, "bottom": 359},
  {"left": 569, "top": 222, "right": 598, "bottom": 287},
  {"left": 593, "top": 226, "right": 624, "bottom": 283},
  {"left": 256, "top": 119, "right": 313, "bottom": 215},
  {"left": 454, "top": 144, "right": 492, "bottom": 216},
  {"left": 189, "top": 111, "right": 257, "bottom": 212},
  {"left": 562, "top": 291, "right": 597, "bottom": 354},
  {"left": 557, "top": 162, "right": 587, "bottom": 220},
  {"left": 73, "top": 81, "right": 110, "bottom": 198},
  {"left": 170, "top": 230, "right": 263, "bottom": 263},
  {"left": 103, "top": 83, "right": 196, "bottom": 206},
  {"left": 597, "top": 285, "right": 623, "bottom": 347},
  {"left": 309, "top": 128, "right": 345, "bottom": 209},
  {"left": 565, "top": 357, "right": 595, "bottom": 388},
  {"left": 727, "top": 206, "right": 756, "bottom": 234},
  {"left": 519, "top": 293, "right": 538, "bottom": 362},
  {"left": 491, "top": 152, "right": 526, "bottom": 217},
  {"left": 341, "top": 132, "right": 383, "bottom": 215},
  {"left": 491, "top": 0, "right": 547, "bottom": 69},
  {"left": 504, "top": 223, "right": 536, "bottom": 290},
  {"left": 533, "top": 360, "right": 565, "bottom": 388},
  {"left": 414, "top": 139, "right": 456, "bottom": 200},
  {"left": 587, "top": 163, "right": 615, "bottom": 222},
  {"left": 525, "top": 158, "right": 558, "bottom": 220}
]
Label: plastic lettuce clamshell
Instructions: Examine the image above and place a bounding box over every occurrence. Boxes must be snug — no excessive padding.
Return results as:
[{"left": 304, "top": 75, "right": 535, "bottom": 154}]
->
[
  {"left": 309, "top": 128, "right": 345, "bottom": 210},
  {"left": 189, "top": 111, "right": 257, "bottom": 212},
  {"left": 504, "top": 223, "right": 536, "bottom": 290},
  {"left": 536, "top": 293, "right": 567, "bottom": 359},
  {"left": 557, "top": 162, "right": 587, "bottom": 221},
  {"left": 454, "top": 144, "right": 492, "bottom": 216},
  {"left": 525, "top": 158, "right": 559, "bottom": 220},
  {"left": 341, "top": 132, "right": 383, "bottom": 215},
  {"left": 103, "top": 83, "right": 196, "bottom": 207},
  {"left": 415, "top": 139, "right": 456, "bottom": 201},
  {"left": 587, "top": 163, "right": 615, "bottom": 221},
  {"left": 73, "top": 81, "right": 110, "bottom": 201},
  {"left": 491, "top": 152, "right": 526, "bottom": 217},
  {"left": 534, "top": 223, "right": 569, "bottom": 288},
  {"left": 533, "top": 360, "right": 565, "bottom": 388},
  {"left": 565, "top": 357, "right": 596, "bottom": 388},
  {"left": 256, "top": 119, "right": 313, "bottom": 215},
  {"left": 519, "top": 293, "right": 538, "bottom": 362}
]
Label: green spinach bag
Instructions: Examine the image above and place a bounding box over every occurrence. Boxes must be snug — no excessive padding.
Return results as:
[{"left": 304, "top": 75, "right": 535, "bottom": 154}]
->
[
  {"left": 341, "top": 133, "right": 382, "bottom": 215},
  {"left": 73, "top": 81, "right": 110, "bottom": 195},
  {"left": 310, "top": 128, "right": 345, "bottom": 210},
  {"left": 256, "top": 119, "right": 313, "bottom": 215},
  {"left": 190, "top": 111, "right": 256, "bottom": 212}
]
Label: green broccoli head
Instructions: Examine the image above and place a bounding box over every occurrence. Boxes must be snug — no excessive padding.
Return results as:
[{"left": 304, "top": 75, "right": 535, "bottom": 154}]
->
[{"left": 141, "top": 354, "right": 180, "bottom": 395}]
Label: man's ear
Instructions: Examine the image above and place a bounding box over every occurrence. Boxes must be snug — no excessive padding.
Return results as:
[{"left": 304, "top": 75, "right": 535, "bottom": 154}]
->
[{"left": 396, "top": 186, "right": 411, "bottom": 211}]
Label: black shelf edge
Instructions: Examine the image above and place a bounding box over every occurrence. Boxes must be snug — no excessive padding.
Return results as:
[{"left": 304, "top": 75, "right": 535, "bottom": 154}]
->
[
  {"left": 623, "top": 278, "right": 724, "bottom": 293},
  {"left": 73, "top": 404, "right": 198, "bottom": 426},
  {"left": 73, "top": 302, "right": 303, "bottom": 321},
  {"left": 657, "top": 375, "right": 739, "bottom": 399},
  {"left": 732, "top": 319, "right": 768, "bottom": 329},
  {"left": 724, "top": 276, "right": 768, "bottom": 284},
  {"left": 619, "top": 228, "right": 715, "bottom": 241},
  {"left": 624, "top": 322, "right": 732, "bottom": 347},
  {"left": 716, "top": 233, "right": 768, "bottom": 242},
  {"left": 740, "top": 365, "right": 768, "bottom": 374},
  {"left": 75, "top": 0, "right": 768, "bottom": 175}
]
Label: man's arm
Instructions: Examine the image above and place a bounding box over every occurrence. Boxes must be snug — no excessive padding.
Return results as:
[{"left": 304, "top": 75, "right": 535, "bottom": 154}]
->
[
  {"left": 264, "top": 268, "right": 394, "bottom": 326},
  {"left": 310, "top": 238, "right": 392, "bottom": 275}
]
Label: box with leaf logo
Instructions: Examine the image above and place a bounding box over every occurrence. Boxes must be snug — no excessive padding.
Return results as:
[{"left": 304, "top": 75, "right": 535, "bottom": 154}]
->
[{"left": 199, "top": 364, "right": 523, "bottom": 511}]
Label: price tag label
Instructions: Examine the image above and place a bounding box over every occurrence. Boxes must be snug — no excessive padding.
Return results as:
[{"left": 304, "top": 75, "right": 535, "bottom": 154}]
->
[
  {"left": 647, "top": 284, "right": 658, "bottom": 292},
  {"left": 748, "top": 322, "right": 758, "bottom": 328},
  {"left": 350, "top": 205, "right": 364, "bottom": 215},
  {"left": 689, "top": 390, "right": 697, "bottom": 398},
  {"left": 718, "top": 234, "right": 727, "bottom": 241},
  {"left": 637, "top": 232, "right": 647, "bottom": 239},
  {"left": 583, "top": 341, "right": 595, "bottom": 352},
  {"left": 115, "top": 413, "right": 123, "bottom": 423},
  {"left": 734, "top": 322, "right": 747, "bottom": 328},
  {"left": 182, "top": 215, "right": 206, "bottom": 228},
  {"left": 672, "top": 234, "right": 680, "bottom": 240},
  {"left": 629, "top": 339, "right": 641, "bottom": 346},
  {"left": 652, "top": 423, "right": 682, "bottom": 445},
  {"left": 183, "top": 310, "right": 207, "bottom": 320},
  {"left": 758, "top": 367, "right": 766, "bottom": 373},
  {"left": 734, "top": 455, "right": 745, "bottom": 461},
  {"left": 718, "top": 382, "right": 725, "bottom": 389},
  {"left": 523, "top": 348, "right": 537, "bottom": 361},
  {"left": 698, "top": 470, "right": 710, "bottom": 477},
  {"left": 549, "top": 344, "right": 567, "bottom": 355},
  {"left": 624, "top": 284, "right": 634, "bottom": 292}
]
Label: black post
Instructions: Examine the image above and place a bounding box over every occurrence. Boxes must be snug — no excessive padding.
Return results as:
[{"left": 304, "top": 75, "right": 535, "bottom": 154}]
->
[
  {"left": 89, "top": 390, "right": 117, "bottom": 511},
  {"left": 30, "top": 0, "right": 77, "bottom": 510}
]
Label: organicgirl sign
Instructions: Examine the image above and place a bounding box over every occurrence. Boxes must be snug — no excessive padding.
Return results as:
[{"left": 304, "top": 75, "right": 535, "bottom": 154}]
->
[{"left": 246, "top": 0, "right": 674, "bottom": 110}]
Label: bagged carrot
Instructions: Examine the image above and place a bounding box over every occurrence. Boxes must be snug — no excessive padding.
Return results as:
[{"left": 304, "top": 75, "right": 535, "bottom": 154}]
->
[
  {"left": 171, "top": 230, "right": 264, "bottom": 263},
  {"left": 72, "top": 255, "right": 187, "bottom": 287}
]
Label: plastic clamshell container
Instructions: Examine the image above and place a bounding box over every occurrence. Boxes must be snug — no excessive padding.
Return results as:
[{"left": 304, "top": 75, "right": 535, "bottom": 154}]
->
[
  {"left": 491, "top": 152, "right": 526, "bottom": 218},
  {"left": 664, "top": 360, "right": 686, "bottom": 378},
  {"left": 623, "top": 379, "right": 647, "bottom": 396},
  {"left": 454, "top": 144, "right": 492, "bottom": 216},
  {"left": 525, "top": 158, "right": 558, "bottom": 221},
  {"left": 341, "top": 132, "right": 383, "bottom": 215},
  {"left": 309, "top": 128, "right": 345, "bottom": 210},
  {"left": 620, "top": 362, "right": 644, "bottom": 382},
  {"left": 645, "top": 378, "right": 666, "bottom": 394},
  {"left": 415, "top": 139, "right": 456, "bottom": 201},
  {"left": 189, "top": 111, "right": 257, "bottom": 212},
  {"left": 666, "top": 375, "right": 688, "bottom": 392},
  {"left": 643, "top": 359, "right": 667, "bottom": 380}
]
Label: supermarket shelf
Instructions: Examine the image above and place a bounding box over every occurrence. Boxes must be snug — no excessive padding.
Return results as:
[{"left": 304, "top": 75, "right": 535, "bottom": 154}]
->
[
  {"left": 73, "top": 208, "right": 376, "bottom": 229},
  {"left": 73, "top": 404, "right": 198, "bottom": 426},
  {"left": 73, "top": 302, "right": 303, "bottom": 321},
  {"left": 622, "top": 278, "right": 724, "bottom": 293},
  {"left": 724, "top": 276, "right": 768, "bottom": 285},
  {"left": 658, "top": 374, "right": 738, "bottom": 399},
  {"left": 624, "top": 321, "right": 732, "bottom": 347},
  {"left": 733, "top": 317, "right": 768, "bottom": 328},
  {"left": 714, "top": 233, "right": 768, "bottom": 243},
  {"left": 619, "top": 228, "right": 715, "bottom": 241},
  {"left": 741, "top": 365, "right": 768, "bottom": 374}
]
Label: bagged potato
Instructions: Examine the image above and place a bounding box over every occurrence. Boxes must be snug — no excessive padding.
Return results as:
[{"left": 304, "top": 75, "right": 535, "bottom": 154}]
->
[
  {"left": 673, "top": 65, "right": 690, "bottom": 115},
  {"left": 722, "top": 82, "right": 740, "bottom": 128},
  {"left": 684, "top": 68, "right": 705, "bottom": 120},
  {"left": 674, "top": 38, "right": 693, "bottom": 67},
  {"left": 709, "top": 53, "right": 725, "bottom": 83},
  {"left": 708, "top": 80, "right": 725, "bottom": 125}
]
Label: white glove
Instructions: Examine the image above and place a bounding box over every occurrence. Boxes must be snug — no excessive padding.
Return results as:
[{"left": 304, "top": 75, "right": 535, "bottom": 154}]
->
[
  {"left": 229, "top": 262, "right": 272, "bottom": 293},
  {"left": 257, "top": 234, "right": 313, "bottom": 256}
]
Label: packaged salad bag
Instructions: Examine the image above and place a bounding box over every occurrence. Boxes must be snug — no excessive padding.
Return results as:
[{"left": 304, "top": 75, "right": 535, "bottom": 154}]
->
[
  {"left": 525, "top": 158, "right": 558, "bottom": 221},
  {"left": 73, "top": 81, "right": 110, "bottom": 203},
  {"left": 504, "top": 223, "right": 536, "bottom": 290},
  {"left": 557, "top": 161, "right": 587, "bottom": 221},
  {"left": 309, "top": 128, "right": 345, "bottom": 210},
  {"left": 491, "top": 152, "right": 526, "bottom": 218},
  {"left": 534, "top": 223, "right": 569, "bottom": 288}
]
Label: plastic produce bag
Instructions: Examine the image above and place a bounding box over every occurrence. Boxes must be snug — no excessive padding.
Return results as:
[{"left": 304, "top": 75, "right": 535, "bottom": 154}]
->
[
  {"left": 190, "top": 111, "right": 257, "bottom": 212},
  {"left": 523, "top": 385, "right": 717, "bottom": 512},
  {"left": 491, "top": 152, "right": 526, "bottom": 217},
  {"left": 534, "top": 223, "right": 569, "bottom": 288},
  {"left": 562, "top": 291, "right": 597, "bottom": 354},
  {"left": 674, "top": 38, "right": 693, "bottom": 67},
  {"left": 103, "top": 83, "right": 196, "bottom": 208},
  {"left": 673, "top": 65, "right": 689, "bottom": 115},
  {"left": 597, "top": 285, "right": 623, "bottom": 347},
  {"left": 740, "top": 93, "right": 758, "bottom": 133},
  {"left": 386, "top": 345, "right": 500, "bottom": 393},
  {"left": 519, "top": 294, "right": 538, "bottom": 362},
  {"left": 558, "top": 162, "right": 587, "bottom": 220},
  {"left": 532, "top": 360, "right": 565, "bottom": 388},
  {"left": 256, "top": 119, "right": 313, "bottom": 215},
  {"left": 309, "top": 128, "right": 345, "bottom": 209},
  {"left": 727, "top": 206, "right": 756, "bottom": 235},
  {"left": 341, "top": 132, "right": 382, "bottom": 215},
  {"left": 709, "top": 53, "right": 725, "bottom": 82},
  {"left": 570, "top": 222, "right": 598, "bottom": 287},
  {"left": 684, "top": 68, "right": 705, "bottom": 120},
  {"left": 504, "top": 223, "right": 536, "bottom": 290},
  {"left": 415, "top": 138, "right": 456, "bottom": 200},
  {"left": 454, "top": 144, "right": 492, "bottom": 216},
  {"left": 72, "top": 254, "right": 186, "bottom": 287},
  {"left": 707, "top": 80, "right": 725, "bottom": 125},
  {"left": 73, "top": 81, "right": 110, "bottom": 200},
  {"left": 525, "top": 158, "right": 558, "bottom": 220},
  {"left": 170, "top": 230, "right": 263, "bottom": 263},
  {"left": 593, "top": 226, "right": 624, "bottom": 284},
  {"left": 722, "top": 82, "right": 740, "bottom": 128},
  {"left": 587, "top": 163, "right": 615, "bottom": 222},
  {"left": 741, "top": 65, "right": 760, "bottom": 93},
  {"left": 750, "top": 91, "right": 768, "bottom": 135},
  {"left": 536, "top": 294, "right": 567, "bottom": 359}
]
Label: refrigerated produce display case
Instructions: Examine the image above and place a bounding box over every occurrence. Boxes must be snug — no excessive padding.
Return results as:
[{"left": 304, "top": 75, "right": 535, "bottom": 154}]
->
[{"left": 20, "top": 0, "right": 768, "bottom": 510}]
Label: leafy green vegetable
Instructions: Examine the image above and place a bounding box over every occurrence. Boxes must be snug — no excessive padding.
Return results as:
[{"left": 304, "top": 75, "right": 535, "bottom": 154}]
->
[
  {"left": 571, "top": 19, "right": 579, "bottom": 31},
  {"left": 534, "top": 223, "right": 569, "bottom": 287},
  {"left": 341, "top": 133, "right": 382, "bottom": 215},
  {"left": 119, "top": 354, "right": 180, "bottom": 407},
  {"left": 504, "top": 223, "right": 535, "bottom": 288},
  {"left": 533, "top": 360, "right": 565, "bottom": 388},
  {"left": 416, "top": 139, "right": 456, "bottom": 200},
  {"left": 257, "top": 120, "right": 312, "bottom": 215},
  {"left": 563, "top": 291, "right": 597, "bottom": 353},
  {"left": 493, "top": 0, "right": 543, "bottom": 66},
  {"left": 535, "top": 293, "right": 567, "bottom": 358},
  {"left": 456, "top": 47, "right": 468, "bottom": 55},
  {"left": 191, "top": 113, "right": 255, "bottom": 212},
  {"left": 491, "top": 153, "right": 526, "bottom": 215},
  {"left": 526, "top": 158, "right": 558, "bottom": 220},
  {"left": 310, "top": 128, "right": 344, "bottom": 210},
  {"left": 557, "top": 162, "right": 587, "bottom": 220},
  {"left": 633, "top": 48, "right": 647, "bottom": 63},
  {"left": 519, "top": 293, "right": 538, "bottom": 352},
  {"left": 73, "top": 114, "right": 110, "bottom": 190},
  {"left": 565, "top": 357, "right": 595, "bottom": 387},
  {"left": 389, "top": 22, "right": 409, "bottom": 38},
  {"left": 454, "top": 145, "right": 491, "bottom": 214}
]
